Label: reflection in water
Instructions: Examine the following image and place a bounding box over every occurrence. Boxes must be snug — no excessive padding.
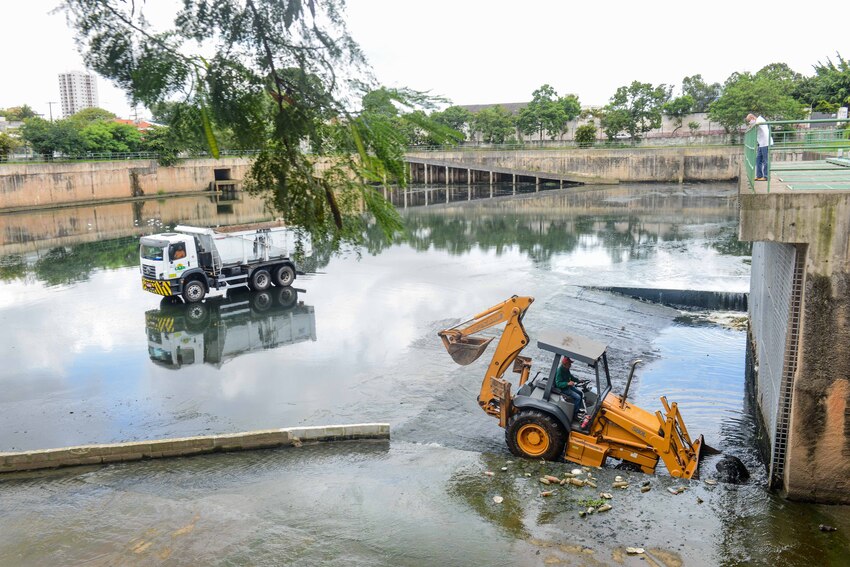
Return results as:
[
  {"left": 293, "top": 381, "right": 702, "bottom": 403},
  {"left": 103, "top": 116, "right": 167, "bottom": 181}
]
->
[{"left": 146, "top": 288, "right": 316, "bottom": 369}]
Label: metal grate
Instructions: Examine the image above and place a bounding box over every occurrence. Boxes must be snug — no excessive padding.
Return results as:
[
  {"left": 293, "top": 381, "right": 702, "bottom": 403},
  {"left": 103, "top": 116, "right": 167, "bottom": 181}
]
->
[
  {"left": 142, "top": 264, "right": 156, "bottom": 278},
  {"left": 770, "top": 244, "right": 806, "bottom": 488}
]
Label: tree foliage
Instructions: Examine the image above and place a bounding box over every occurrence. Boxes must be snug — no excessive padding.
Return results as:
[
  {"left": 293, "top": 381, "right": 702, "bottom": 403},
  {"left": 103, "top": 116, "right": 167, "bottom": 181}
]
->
[
  {"left": 662, "top": 94, "right": 694, "bottom": 132},
  {"left": 708, "top": 65, "right": 806, "bottom": 132},
  {"left": 516, "top": 85, "right": 581, "bottom": 140},
  {"left": 60, "top": 0, "right": 449, "bottom": 245},
  {"left": 600, "top": 81, "right": 670, "bottom": 140},
  {"left": 472, "top": 105, "right": 516, "bottom": 144},
  {"left": 429, "top": 106, "right": 471, "bottom": 142},
  {"left": 0, "top": 105, "right": 38, "bottom": 122},
  {"left": 0, "top": 132, "right": 20, "bottom": 158},
  {"left": 809, "top": 53, "right": 850, "bottom": 107},
  {"left": 574, "top": 123, "right": 597, "bottom": 148},
  {"left": 681, "top": 75, "right": 721, "bottom": 113}
]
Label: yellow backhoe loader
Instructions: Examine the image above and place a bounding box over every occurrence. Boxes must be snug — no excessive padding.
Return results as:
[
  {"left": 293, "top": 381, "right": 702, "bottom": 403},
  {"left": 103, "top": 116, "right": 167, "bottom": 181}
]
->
[{"left": 438, "top": 295, "right": 705, "bottom": 478}]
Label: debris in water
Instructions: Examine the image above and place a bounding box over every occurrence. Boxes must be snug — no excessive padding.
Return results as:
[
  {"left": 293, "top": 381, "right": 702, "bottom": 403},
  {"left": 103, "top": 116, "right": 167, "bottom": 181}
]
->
[
  {"left": 696, "top": 497, "right": 704, "bottom": 504},
  {"left": 560, "top": 479, "right": 567, "bottom": 486},
  {"left": 615, "top": 475, "right": 624, "bottom": 482},
  {"left": 544, "top": 475, "right": 561, "bottom": 483},
  {"left": 667, "top": 487, "right": 679, "bottom": 495},
  {"left": 571, "top": 468, "right": 583, "bottom": 476},
  {"left": 625, "top": 547, "right": 645, "bottom": 555},
  {"left": 540, "top": 490, "right": 554, "bottom": 497},
  {"left": 819, "top": 524, "right": 837, "bottom": 532},
  {"left": 539, "top": 478, "right": 551, "bottom": 485},
  {"left": 586, "top": 480, "right": 598, "bottom": 488},
  {"left": 579, "top": 511, "right": 587, "bottom": 518},
  {"left": 291, "top": 438, "right": 303, "bottom": 448},
  {"left": 612, "top": 481, "right": 629, "bottom": 489},
  {"left": 600, "top": 492, "right": 613, "bottom": 499},
  {"left": 667, "top": 486, "right": 687, "bottom": 495},
  {"left": 641, "top": 480, "right": 651, "bottom": 488},
  {"left": 597, "top": 503, "right": 612, "bottom": 512},
  {"left": 501, "top": 466, "right": 508, "bottom": 471},
  {"left": 641, "top": 486, "right": 651, "bottom": 493},
  {"left": 493, "top": 496, "right": 504, "bottom": 504},
  {"left": 569, "top": 478, "right": 586, "bottom": 487},
  {"left": 704, "top": 479, "right": 718, "bottom": 486},
  {"left": 524, "top": 473, "right": 532, "bottom": 477},
  {"left": 586, "top": 506, "right": 595, "bottom": 515},
  {"left": 484, "top": 471, "right": 495, "bottom": 477}
]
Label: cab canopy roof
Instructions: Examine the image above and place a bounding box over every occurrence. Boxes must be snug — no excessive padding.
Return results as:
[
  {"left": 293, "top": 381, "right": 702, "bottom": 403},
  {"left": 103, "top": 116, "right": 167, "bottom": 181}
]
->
[
  {"left": 140, "top": 236, "right": 174, "bottom": 248},
  {"left": 537, "top": 329, "right": 608, "bottom": 366}
]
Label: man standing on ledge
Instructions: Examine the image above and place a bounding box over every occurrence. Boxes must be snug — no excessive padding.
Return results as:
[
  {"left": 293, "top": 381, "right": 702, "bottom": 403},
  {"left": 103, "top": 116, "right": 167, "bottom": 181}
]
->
[{"left": 747, "top": 113, "right": 773, "bottom": 181}]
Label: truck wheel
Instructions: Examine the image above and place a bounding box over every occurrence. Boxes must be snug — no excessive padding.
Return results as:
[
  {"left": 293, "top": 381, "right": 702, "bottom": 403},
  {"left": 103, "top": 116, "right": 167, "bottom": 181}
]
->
[
  {"left": 182, "top": 280, "right": 206, "bottom": 303},
  {"left": 273, "top": 264, "right": 296, "bottom": 287},
  {"left": 505, "top": 410, "right": 566, "bottom": 461},
  {"left": 250, "top": 269, "right": 271, "bottom": 291}
]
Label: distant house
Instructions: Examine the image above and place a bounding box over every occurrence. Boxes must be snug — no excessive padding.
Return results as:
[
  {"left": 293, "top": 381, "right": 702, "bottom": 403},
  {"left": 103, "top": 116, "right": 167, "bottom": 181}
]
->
[{"left": 113, "top": 119, "right": 160, "bottom": 131}]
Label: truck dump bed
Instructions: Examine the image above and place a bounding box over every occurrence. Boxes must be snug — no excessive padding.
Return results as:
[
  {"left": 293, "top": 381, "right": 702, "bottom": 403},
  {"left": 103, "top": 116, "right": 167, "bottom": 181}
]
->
[{"left": 175, "top": 225, "right": 310, "bottom": 268}]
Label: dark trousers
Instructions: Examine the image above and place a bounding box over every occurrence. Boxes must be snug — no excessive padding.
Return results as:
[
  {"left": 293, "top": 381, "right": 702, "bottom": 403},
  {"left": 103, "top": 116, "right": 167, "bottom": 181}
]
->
[
  {"left": 756, "top": 146, "right": 769, "bottom": 178},
  {"left": 562, "top": 387, "right": 583, "bottom": 414}
]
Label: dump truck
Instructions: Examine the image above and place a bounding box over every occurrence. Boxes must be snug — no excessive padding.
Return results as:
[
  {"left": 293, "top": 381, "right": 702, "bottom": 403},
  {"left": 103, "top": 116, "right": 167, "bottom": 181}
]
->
[
  {"left": 146, "top": 287, "right": 316, "bottom": 369},
  {"left": 139, "top": 223, "right": 310, "bottom": 303},
  {"left": 438, "top": 296, "right": 706, "bottom": 478}
]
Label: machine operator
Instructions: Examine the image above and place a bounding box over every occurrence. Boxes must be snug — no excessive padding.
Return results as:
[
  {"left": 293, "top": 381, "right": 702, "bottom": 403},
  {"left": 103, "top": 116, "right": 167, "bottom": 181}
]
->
[{"left": 554, "top": 356, "right": 585, "bottom": 422}]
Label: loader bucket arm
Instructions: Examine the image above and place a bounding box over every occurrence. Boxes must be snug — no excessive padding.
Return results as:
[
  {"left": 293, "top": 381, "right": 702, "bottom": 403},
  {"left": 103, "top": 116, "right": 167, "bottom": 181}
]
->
[{"left": 438, "top": 296, "right": 534, "bottom": 418}]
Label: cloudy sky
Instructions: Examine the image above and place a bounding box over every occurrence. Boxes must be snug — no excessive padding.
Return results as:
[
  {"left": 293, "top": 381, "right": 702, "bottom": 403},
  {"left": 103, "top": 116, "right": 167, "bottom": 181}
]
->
[{"left": 1, "top": 0, "right": 845, "bottom": 120}]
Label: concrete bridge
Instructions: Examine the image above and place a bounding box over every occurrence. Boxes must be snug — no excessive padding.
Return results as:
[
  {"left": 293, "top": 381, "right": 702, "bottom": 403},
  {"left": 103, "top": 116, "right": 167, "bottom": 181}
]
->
[{"left": 740, "top": 119, "right": 850, "bottom": 503}]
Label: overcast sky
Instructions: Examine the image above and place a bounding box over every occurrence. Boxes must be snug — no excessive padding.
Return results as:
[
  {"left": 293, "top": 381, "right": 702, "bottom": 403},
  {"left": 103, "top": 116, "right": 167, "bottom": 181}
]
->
[{"left": 1, "top": 0, "right": 845, "bottom": 120}]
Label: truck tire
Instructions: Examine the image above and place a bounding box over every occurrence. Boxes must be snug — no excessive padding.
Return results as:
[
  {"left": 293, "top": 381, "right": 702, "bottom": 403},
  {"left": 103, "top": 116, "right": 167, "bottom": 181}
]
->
[
  {"left": 505, "top": 410, "right": 566, "bottom": 461},
  {"left": 273, "top": 264, "right": 296, "bottom": 287},
  {"left": 250, "top": 269, "right": 271, "bottom": 291},
  {"left": 182, "top": 279, "right": 206, "bottom": 303}
]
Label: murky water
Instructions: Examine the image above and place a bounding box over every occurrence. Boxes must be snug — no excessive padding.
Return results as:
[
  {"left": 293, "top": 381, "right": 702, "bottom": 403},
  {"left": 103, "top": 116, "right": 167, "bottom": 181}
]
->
[{"left": 0, "top": 183, "right": 847, "bottom": 565}]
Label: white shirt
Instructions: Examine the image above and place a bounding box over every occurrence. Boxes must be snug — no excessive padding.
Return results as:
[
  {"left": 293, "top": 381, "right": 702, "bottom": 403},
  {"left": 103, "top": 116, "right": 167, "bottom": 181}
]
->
[{"left": 754, "top": 116, "right": 773, "bottom": 147}]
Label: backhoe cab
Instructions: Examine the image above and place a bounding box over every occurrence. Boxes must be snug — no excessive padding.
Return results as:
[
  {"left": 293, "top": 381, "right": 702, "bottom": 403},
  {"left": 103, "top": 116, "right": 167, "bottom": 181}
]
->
[{"left": 438, "top": 296, "right": 705, "bottom": 479}]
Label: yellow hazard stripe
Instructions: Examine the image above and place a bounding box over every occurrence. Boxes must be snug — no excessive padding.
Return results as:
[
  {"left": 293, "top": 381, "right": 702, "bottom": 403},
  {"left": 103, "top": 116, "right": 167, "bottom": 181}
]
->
[{"left": 142, "top": 279, "right": 173, "bottom": 297}]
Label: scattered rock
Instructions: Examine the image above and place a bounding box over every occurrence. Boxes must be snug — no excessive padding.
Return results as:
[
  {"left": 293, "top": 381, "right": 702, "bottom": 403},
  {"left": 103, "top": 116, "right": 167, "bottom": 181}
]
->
[
  {"left": 501, "top": 466, "right": 508, "bottom": 472},
  {"left": 540, "top": 490, "right": 554, "bottom": 497},
  {"left": 525, "top": 473, "right": 532, "bottom": 477},
  {"left": 819, "top": 524, "right": 837, "bottom": 532},
  {"left": 641, "top": 481, "right": 651, "bottom": 488},
  {"left": 571, "top": 468, "right": 583, "bottom": 476},
  {"left": 560, "top": 479, "right": 567, "bottom": 486},
  {"left": 625, "top": 547, "right": 645, "bottom": 555},
  {"left": 586, "top": 506, "right": 595, "bottom": 515},
  {"left": 597, "top": 503, "right": 612, "bottom": 513},
  {"left": 600, "top": 492, "right": 613, "bottom": 499},
  {"left": 667, "top": 487, "right": 679, "bottom": 495},
  {"left": 585, "top": 480, "right": 598, "bottom": 489},
  {"left": 493, "top": 496, "right": 504, "bottom": 504},
  {"left": 696, "top": 497, "right": 704, "bottom": 504},
  {"left": 615, "top": 475, "right": 624, "bottom": 483},
  {"left": 640, "top": 486, "right": 651, "bottom": 493},
  {"left": 539, "top": 478, "right": 551, "bottom": 485},
  {"left": 569, "top": 478, "right": 586, "bottom": 487},
  {"left": 544, "top": 475, "right": 561, "bottom": 484},
  {"left": 579, "top": 511, "right": 587, "bottom": 518},
  {"left": 484, "top": 471, "right": 495, "bottom": 477},
  {"left": 612, "top": 481, "right": 629, "bottom": 489},
  {"left": 715, "top": 455, "right": 750, "bottom": 484},
  {"left": 291, "top": 438, "right": 303, "bottom": 448},
  {"left": 704, "top": 479, "right": 718, "bottom": 486}
]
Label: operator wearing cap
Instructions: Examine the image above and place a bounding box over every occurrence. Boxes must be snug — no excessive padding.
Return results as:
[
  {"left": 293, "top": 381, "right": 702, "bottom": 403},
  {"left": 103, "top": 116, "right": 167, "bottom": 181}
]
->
[{"left": 554, "top": 356, "right": 585, "bottom": 421}]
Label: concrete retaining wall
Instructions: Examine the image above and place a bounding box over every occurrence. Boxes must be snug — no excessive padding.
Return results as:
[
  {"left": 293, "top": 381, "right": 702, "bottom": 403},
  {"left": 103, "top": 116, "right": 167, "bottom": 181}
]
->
[
  {"left": 407, "top": 146, "right": 742, "bottom": 183},
  {"left": 0, "top": 157, "right": 253, "bottom": 210},
  {"left": 0, "top": 423, "right": 390, "bottom": 473}
]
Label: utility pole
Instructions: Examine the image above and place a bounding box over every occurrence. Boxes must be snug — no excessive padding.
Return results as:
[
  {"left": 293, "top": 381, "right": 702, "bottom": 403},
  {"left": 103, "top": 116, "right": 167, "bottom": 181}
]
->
[{"left": 46, "top": 102, "right": 58, "bottom": 122}]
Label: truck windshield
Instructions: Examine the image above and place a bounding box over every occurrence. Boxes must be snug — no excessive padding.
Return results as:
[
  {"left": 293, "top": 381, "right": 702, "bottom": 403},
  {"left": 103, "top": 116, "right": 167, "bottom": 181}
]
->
[{"left": 141, "top": 245, "right": 164, "bottom": 261}]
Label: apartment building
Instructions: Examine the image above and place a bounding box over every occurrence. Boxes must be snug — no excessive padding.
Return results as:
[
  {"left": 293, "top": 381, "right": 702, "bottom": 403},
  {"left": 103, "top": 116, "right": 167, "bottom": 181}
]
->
[{"left": 58, "top": 71, "right": 99, "bottom": 117}]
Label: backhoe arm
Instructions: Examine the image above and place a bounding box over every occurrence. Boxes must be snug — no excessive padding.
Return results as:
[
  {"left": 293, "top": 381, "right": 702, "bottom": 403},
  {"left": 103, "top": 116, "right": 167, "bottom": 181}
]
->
[{"left": 438, "top": 296, "right": 534, "bottom": 420}]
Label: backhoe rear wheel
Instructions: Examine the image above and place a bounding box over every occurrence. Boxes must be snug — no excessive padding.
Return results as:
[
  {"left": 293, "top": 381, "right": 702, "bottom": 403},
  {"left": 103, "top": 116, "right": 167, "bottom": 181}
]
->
[{"left": 505, "top": 410, "right": 566, "bottom": 461}]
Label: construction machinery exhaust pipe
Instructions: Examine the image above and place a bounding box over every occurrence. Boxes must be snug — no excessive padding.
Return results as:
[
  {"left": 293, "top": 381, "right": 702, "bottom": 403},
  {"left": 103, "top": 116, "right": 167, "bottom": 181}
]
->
[{"left": 439, "top": 333, "right": 493, "bottom": 366}]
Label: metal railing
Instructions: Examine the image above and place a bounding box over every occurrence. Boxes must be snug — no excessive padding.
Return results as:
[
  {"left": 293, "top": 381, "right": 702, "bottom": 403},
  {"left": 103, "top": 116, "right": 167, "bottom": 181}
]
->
[
  {"left": 744, "top": 118, "right": 850, "bottom": 193},
  {"left": 408, "top": 135, "right": 736, "bottom": 153}
]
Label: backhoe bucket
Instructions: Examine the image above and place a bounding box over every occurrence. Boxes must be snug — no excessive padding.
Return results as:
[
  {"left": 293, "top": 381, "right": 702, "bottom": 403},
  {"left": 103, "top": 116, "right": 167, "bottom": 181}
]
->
[{"left": 440, "top": 335, "right": 493, "bottom": 366}]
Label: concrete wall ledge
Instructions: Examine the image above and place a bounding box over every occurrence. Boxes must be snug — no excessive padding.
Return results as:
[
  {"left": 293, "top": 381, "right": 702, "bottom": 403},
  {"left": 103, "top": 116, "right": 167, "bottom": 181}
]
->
[{"left": 0, "top": 423, "right": 390, "bottom": 473}]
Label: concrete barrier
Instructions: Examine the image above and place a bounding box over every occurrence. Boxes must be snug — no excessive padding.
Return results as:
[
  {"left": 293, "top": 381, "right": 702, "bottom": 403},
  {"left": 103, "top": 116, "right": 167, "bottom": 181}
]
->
[{"left": 0, "top": 423, "right": 390, "bottom": 473}]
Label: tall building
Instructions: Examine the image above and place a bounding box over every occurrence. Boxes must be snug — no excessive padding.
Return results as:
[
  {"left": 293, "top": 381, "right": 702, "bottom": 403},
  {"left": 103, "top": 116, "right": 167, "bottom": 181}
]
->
[{"left": 58, "top": 71, "right": 99, "bottom": 117}]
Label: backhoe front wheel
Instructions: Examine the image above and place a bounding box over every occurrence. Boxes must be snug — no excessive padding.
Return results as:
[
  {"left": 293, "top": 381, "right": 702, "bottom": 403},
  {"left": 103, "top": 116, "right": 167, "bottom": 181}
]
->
[{"left": 505, "top": 410, "right": 566, "bottom": 461}]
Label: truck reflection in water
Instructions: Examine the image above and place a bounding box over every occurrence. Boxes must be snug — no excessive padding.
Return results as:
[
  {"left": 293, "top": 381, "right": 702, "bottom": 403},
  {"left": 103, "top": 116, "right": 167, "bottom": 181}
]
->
[{"left": 145, "top": 287, "right": 316, "bottom": 369}]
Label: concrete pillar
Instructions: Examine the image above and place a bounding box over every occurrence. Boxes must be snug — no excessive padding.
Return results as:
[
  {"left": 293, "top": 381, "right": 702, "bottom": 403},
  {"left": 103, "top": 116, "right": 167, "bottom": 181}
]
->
[
  {"left": 535, "top": 177, "right": 540, "bottom": 192},
  {"left": 560, "top": 179, "right": 564, "bottom": 189},
  {"left": 512, "top": 173, "right": 516, "bottom": 195},
  {"left": 403, "top": 187, "right": 408, "bottom": 209},
  {"left": 739, "top": 186, "right": 850, "bottom": 504},
  {"left": 424, "top": 164, "right": 429, "bottom": 185},
  {"left": 490, "top": 171, "right": 494, "bottom": 198},
  {"left": 467, "top": 168, "right": 471, "bottom": 186},
  {"left": 445, "top": 166, "right": 449, "bottom": 186}
]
